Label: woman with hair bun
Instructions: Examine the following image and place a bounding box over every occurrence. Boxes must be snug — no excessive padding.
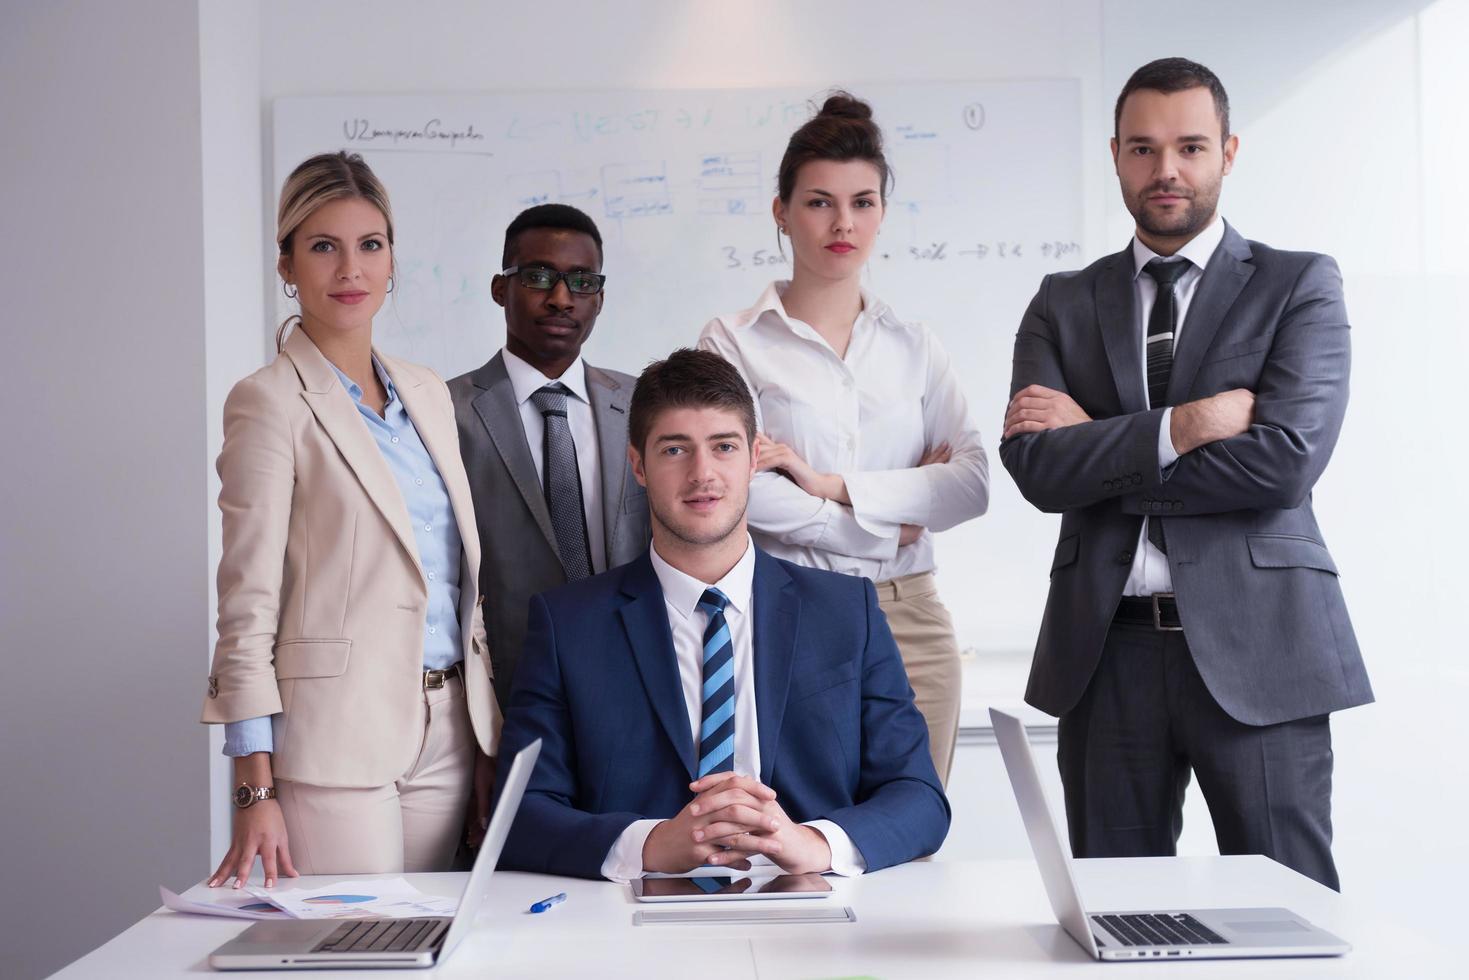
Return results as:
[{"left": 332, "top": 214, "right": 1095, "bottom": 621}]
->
[
  {"left": 699, "top": 93, "right": 989, "bottom": 787},
  {"left": 202, "top": 152, "right": 500, "bottom": 885}
]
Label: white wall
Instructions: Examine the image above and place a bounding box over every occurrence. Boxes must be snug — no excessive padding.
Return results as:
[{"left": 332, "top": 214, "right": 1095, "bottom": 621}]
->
[
  {"left": 0, "top": 2, "right": 210, "bottom": 978},
  {"left": 199, "top": 0, "right": 269, "bottom": 876}
]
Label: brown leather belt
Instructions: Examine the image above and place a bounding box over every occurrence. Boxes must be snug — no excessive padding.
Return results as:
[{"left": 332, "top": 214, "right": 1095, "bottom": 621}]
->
[
  {"left": 423, "top": 662, "right": 463, "bottom": 690},
  {"left": 1114, "top": 593, "right": 1183, "bottom": 632}
]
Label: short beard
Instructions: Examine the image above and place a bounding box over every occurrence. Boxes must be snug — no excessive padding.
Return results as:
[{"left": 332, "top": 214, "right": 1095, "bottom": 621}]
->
[
  {"left": 1130, "top": 175, "right": 1221, "bottom": 242},
  {"left": 650, "top": 491, "right": 748, "bottom": 549}
]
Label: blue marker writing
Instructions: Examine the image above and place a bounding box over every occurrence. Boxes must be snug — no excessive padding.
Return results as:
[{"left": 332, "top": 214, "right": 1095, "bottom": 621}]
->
[{"left": 529, "top": 892, "right": 567, "bottom": 914}]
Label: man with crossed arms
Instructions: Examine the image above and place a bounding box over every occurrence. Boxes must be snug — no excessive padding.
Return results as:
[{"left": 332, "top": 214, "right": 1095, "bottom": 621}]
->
[{"left": 1001, "top": 58, "right": 1371, "bottom": 890}]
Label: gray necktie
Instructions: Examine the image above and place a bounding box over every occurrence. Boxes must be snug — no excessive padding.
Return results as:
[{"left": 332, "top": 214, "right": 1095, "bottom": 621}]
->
[{"left": 530, "top": 383, "right": 593, "bottom": 581}]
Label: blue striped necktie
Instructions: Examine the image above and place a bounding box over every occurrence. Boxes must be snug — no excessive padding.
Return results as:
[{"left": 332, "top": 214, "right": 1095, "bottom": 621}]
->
[{"left": 697, "top": 588, "right": 736, "bottom": 777}]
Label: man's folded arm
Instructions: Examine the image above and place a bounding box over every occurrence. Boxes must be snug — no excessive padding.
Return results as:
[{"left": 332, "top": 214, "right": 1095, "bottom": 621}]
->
[
  {"left": 497, "top": 593, "right": 644, "bottom": 879},
  {"left": 820, "top": 578, "right": 951, "bottom": 871},
  {"left": 1000, "top": 277, "right": 1169, "bottom": 513},
  {"left": 1120, "top": 255, "right": 1351, "bottom": 517}
]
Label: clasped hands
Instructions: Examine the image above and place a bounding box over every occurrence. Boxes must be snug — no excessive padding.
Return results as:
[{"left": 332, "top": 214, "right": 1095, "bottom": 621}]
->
[
  {"left": 1003, "top": 384, "right": 1255, "bottom": 452},
  {"left": 641, "top": 772, "right": 832, "bottom": 875},
  {"left": 755, "top": 433, "right": 950, "bottom": 547}
]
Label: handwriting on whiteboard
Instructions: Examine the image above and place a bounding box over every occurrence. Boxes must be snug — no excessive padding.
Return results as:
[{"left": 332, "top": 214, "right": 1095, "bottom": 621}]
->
[
  {"left": 904, "top": 241, "right": 1082, "bottom": 261},
  {"left": 342, "top": 118, "right": 488, "bottom": 152},
  {"left": 721, "top": 247, "right": 790, "bottom": 269},
  {"left": 719, "top": 240, "right": 1081, "bottom": 269}
]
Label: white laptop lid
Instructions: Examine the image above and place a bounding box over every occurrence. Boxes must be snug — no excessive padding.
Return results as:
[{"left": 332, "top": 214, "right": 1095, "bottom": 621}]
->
[
  {"left": 989, "top": 709, "right": 1100, "bottom": 958},
  {"left": 437, "top": 738, "right": 541, "bottom": 962}
]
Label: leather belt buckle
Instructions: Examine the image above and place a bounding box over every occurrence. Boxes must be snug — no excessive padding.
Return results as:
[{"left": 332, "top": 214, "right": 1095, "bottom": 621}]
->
[
  {"left": 423, "top": 666, "right": 454, "bottom": 690},
  {"left": 1153, "top": 592, "right": 1183, "bottom": 632}
]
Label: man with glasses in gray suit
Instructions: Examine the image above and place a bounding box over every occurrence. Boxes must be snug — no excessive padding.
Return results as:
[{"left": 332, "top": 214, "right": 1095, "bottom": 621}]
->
[
  {"left": 1000, "top": 59, "right": 1372, "bottom": 891},
  {"left": 449, "top": 205, "right": 651, "bottom": 841}
]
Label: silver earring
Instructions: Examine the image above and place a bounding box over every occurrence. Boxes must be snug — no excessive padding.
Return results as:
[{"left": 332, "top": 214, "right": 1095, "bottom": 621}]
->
[
  {"left": 283, "top": 282, "right": 298, "bottom": 299},
  {"left": 386, "top": 276, "right": 395, "bottom": 294}
]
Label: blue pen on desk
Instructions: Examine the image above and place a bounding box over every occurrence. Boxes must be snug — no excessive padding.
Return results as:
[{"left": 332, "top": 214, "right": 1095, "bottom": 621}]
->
[{"left": 529, "top": 892, "right": 567, "bottom": 914}]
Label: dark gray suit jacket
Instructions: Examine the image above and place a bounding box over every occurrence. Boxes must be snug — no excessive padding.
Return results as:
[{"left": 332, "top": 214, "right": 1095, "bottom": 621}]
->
[
  {"left": 1001, "top": 222, "right": 1373, "bottom": 727},
  {"left": 448, "top": 353, "right": 650, "bottom": 708}
]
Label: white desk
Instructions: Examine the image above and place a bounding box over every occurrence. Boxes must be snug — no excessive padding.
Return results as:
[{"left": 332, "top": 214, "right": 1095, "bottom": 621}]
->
[{"left": 55, "top": 856, "right": 1451, "bottom": 978}]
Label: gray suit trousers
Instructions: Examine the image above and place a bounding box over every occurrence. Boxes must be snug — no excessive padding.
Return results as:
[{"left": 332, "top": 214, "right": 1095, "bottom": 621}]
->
[{"left": 1057, "top": 621, "right": 1338, "bottom": 891}]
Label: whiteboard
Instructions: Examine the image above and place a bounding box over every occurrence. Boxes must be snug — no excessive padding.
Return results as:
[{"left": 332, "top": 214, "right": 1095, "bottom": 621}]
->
[{"left": 272, "top": 83, "right": 1080, "bottom": 653}]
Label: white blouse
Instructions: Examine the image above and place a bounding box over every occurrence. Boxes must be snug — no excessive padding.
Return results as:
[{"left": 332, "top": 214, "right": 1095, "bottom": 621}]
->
[{"left": 699, "top": 281, "right": 989, "bottom": 583}]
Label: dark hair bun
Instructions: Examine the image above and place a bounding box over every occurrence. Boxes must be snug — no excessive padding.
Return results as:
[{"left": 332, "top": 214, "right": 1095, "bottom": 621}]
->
[
  {"left": 776, "top": 89, "right": 892, "bottom": 202},
  {"left": 816, "top": 91, "right": 874, "bottom": 122}
]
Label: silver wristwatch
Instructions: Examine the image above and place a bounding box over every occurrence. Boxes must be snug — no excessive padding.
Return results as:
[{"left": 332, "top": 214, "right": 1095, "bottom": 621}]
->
[{"left": 232, "top": 782, "right": 277, "bottom": 809}]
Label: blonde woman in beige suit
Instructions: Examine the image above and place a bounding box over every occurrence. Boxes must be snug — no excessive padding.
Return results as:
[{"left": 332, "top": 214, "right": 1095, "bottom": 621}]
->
[{"left": 203, "top": 152, "right": 499, "bottom": 887}]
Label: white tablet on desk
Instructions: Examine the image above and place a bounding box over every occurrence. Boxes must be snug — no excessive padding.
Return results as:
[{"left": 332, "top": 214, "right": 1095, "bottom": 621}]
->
[{"left": 631, "top": 874, "right": 832, "bottom": 902}]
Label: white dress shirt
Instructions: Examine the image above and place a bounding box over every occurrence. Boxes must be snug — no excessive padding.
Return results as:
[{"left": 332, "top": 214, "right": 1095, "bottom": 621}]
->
[
  {"left": 599, "top": 537, "right": 866, "bottom": 881},
  {"left": 501, "top": 348, "right": 607, "bottom": 574},
  {"left": 1122, "top": 215, "right": 1226, "bottom": 596},
  {"left": 699, "top": 282, "right": 989, "bottom": 583}
]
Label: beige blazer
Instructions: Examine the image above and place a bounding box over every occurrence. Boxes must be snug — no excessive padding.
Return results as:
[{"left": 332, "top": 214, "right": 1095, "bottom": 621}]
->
[{"left": 201, "top": 328, "right": 499, "bottom": 788}]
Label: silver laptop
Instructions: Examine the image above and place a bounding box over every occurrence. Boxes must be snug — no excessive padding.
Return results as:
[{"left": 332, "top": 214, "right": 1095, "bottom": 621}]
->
[
  {"left": 209, "top": 739, "right": 541, "bottom": 971},
  {"left": 989, "top": 709, "right": 1350, "bottom": 961}
]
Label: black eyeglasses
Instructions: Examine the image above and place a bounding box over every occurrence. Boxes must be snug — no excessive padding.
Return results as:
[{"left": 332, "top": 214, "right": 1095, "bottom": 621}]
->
[{"left": 501, "top": 266, "right": 606, "bottom": 295}]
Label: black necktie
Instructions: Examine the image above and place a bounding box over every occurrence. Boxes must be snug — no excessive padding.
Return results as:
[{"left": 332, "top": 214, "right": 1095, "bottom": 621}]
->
[
  {"left": 1143, "top": 258, "right": 1190, "bottom": 555},
  {"left": 529, "top": 383, "right": 594, "bottom": 581}
]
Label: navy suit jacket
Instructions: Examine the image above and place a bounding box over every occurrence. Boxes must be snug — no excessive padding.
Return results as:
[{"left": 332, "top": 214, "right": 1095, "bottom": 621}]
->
[{"left": 496, "top": 547, "right": 950, "bottom": 879}]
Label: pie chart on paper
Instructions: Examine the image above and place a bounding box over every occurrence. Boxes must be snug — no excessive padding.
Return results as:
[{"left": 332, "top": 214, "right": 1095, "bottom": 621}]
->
[{"left": 302, "top": 895, "right": 376, "bottom": 905}]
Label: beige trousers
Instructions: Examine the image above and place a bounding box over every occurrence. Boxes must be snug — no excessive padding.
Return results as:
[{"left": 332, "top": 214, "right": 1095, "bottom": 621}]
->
[
  {"left": 275, "top": 674, "right": 475, "bottom": 875},
  {"left": 874, "top": 572, "right": 962, "bottom": 787}
]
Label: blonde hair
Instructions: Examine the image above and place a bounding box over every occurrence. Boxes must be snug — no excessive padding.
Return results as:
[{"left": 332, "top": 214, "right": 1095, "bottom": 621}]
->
[{"left": 274, "top": 151, "right": 396, "bottom": 351}]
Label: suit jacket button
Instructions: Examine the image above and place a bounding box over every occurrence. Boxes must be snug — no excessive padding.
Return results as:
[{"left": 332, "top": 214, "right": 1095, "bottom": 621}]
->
[
  {"left": 207, "top": 676, "right": 219, "bottom": 699},
  {"left": 1171, "top": 501, "right": 1183, "bottom": 512},
  {"left": 1118, "top": 551, "right": 1134, "bottom": 564},
  {"left": 1132, "top": 473, "right": 1142, "bottom": 484}
]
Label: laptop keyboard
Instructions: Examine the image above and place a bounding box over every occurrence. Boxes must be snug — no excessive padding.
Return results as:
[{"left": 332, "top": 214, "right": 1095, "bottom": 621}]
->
[
  {"left": 311, "top": 918, "right": 447, "bottom": 955},
  {"left": 1092, "top": 913, "right": 1229, "bottom": 947}
]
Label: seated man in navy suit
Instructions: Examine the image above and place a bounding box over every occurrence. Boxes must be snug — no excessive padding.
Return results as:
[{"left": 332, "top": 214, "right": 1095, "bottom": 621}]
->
[{"left": 497, "top": 348, "right": 949, "bottom": 879}]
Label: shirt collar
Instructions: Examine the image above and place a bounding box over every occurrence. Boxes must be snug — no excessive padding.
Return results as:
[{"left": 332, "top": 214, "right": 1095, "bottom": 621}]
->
[
  {"left": 1130, "top": 214, "right": 1227, "bottom": 279},
  {"left": 750, "top": 279, "right": 889, "bottom": 335},
  {"left": 648, "top": 535, "right": 756, "bottom": 621},
  {"left": 328, "top": 355, "right": 397, "bottom": 407},
  {"left": 502, "top": 347, "right": 589, "bottom": 407}
]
